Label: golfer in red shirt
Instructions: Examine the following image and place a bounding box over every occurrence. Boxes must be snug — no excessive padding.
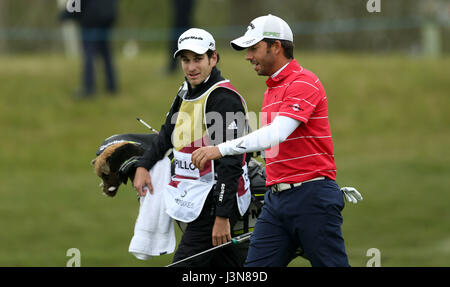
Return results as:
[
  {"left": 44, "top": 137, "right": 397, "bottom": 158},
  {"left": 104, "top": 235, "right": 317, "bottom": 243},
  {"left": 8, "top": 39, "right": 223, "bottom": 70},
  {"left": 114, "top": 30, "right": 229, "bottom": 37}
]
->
[{"left": 192, "top": 14, "right": 350, "bottom": 266}]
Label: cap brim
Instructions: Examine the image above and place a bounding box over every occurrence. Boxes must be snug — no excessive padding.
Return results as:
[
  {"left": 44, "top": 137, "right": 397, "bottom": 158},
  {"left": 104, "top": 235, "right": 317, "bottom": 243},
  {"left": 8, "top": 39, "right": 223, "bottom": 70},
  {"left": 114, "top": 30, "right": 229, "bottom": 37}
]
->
[
  {"left": 230, "top": 35, "right": 263, "bottom": 51},
  {"left": 173, "top": 45, "right": 210, "bottom": 59}
]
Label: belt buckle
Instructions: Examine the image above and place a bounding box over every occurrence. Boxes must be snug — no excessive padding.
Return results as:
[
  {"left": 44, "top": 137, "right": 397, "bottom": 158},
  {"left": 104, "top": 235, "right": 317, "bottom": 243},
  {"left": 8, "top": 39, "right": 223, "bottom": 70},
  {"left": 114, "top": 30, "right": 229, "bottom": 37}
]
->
[{"left": 271, "top": 184, "right": 280, "bottom": 193}]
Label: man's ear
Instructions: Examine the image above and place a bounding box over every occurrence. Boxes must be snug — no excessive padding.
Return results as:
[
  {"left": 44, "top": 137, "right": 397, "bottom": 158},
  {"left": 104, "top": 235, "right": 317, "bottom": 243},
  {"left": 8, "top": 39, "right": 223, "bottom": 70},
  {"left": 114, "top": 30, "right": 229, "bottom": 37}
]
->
[
  {"left": 272, "top": 40, "right": 283, "bottom": 56},
  {"left": 209, "top": 51, "right": 218, "bottom": 67}
]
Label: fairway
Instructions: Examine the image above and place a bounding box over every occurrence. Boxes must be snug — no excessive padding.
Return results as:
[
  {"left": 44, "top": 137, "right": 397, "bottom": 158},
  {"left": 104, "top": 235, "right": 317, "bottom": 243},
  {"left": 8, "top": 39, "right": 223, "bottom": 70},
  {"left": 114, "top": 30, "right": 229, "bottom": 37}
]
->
[{"left": 0, "top": 50, "right": 449, "bottom": 266}]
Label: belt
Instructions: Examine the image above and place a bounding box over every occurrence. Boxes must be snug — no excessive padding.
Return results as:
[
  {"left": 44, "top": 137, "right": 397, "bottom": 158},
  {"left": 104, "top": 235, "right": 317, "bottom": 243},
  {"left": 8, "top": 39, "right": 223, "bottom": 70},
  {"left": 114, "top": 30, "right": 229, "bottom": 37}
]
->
[{"left": 270, "top": 177, "right": 325, "bottom": 193}]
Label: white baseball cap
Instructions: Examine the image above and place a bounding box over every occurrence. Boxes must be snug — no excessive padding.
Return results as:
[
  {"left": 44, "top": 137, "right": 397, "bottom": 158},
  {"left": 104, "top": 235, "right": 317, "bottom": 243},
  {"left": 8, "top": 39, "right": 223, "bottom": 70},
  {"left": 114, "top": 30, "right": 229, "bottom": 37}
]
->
[
  {"left": 230, "top": 14, "right": 293, "bottom": 50},
  {"left": 173, "top": 28, "right": 216, "bottom": 58}
]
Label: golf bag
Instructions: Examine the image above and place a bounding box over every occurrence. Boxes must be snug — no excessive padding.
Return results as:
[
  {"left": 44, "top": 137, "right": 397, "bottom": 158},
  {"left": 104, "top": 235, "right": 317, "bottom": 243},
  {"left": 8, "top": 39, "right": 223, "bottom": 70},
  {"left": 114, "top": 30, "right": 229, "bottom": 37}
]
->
[
  {"left": 91, "top": 133, "right": 267, "bottom": 235},
  {"left": 91, "top": 133, "right": 158, "bottom": 197}
]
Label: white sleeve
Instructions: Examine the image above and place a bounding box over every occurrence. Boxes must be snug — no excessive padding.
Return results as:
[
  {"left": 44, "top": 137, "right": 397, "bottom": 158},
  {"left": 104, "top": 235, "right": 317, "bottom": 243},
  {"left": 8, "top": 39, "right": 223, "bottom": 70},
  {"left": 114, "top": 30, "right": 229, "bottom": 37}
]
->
[{"left": 218, "top": 116, "right": 300, "bottom": 156}]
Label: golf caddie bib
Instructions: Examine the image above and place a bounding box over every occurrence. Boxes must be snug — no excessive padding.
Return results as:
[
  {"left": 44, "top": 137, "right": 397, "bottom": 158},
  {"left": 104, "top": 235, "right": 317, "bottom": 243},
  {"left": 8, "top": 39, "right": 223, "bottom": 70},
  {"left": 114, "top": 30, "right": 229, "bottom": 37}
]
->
[{"left": 165, "top": 80, "right": 251, "bottom": 223}]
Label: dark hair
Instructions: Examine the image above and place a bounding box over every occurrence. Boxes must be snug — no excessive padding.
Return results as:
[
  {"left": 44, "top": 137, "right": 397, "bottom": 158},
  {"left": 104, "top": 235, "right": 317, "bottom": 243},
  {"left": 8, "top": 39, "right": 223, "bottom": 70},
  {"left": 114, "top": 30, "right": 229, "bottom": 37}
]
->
[
  {"left": 206, "top": 49, "right": 220, "bottom": 63},
  {"left": 262, "top": 39, "right": 294, "bottom": 59},
  {"left": 179, "top": 49, "right": 220, "bottom": 63}
]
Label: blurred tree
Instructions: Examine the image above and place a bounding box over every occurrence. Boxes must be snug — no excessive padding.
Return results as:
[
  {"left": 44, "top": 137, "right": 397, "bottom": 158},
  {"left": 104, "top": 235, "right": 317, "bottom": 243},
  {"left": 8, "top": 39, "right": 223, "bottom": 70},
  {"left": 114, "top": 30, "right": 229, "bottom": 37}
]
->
[
  {"left": 229, "top": 0, "right": 265, "bottom": 26},
  {"left": 0, "top": 0, "right": 7, "bottom": 52}
]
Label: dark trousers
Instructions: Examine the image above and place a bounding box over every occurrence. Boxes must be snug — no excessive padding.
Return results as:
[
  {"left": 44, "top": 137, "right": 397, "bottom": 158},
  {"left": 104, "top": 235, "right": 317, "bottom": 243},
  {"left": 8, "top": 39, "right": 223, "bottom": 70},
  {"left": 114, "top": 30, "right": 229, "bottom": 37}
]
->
[
  {"left": 81, "top": 27, "right": 117, "bottom": 95},
  {"left": 245, "top": 178, "right": 350, "bottom": 267},
  {"left": 171, "top": 191, "right": 247, "bottom": 267}
]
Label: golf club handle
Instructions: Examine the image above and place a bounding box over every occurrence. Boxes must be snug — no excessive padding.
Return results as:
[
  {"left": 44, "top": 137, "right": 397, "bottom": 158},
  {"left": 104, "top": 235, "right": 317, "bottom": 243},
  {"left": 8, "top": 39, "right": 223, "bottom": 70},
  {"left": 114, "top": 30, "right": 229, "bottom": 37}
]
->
[{"left": 231, "top": 232, "right": 252, "bottom": 244}]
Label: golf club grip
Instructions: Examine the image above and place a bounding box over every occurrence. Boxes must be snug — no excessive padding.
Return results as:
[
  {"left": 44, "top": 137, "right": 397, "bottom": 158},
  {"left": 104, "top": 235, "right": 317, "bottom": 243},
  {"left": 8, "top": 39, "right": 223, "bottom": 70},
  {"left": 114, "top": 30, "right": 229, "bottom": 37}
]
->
[{"left": 232, "top": 232, "right": 252, "bottom": 244}]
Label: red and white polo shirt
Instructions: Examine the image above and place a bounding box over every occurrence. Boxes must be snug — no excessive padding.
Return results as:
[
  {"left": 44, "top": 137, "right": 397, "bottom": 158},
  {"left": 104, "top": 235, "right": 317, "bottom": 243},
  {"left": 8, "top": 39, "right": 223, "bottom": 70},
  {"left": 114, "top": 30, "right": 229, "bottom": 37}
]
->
[{"left": 261, "top": 59, "right": 337, "bottom": 185}]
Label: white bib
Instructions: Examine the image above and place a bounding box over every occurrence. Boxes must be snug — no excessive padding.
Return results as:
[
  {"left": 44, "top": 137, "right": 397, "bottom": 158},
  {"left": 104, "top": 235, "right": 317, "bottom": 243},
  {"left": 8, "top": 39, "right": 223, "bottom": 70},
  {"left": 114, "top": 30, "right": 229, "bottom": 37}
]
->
[{"left": 164, "top": 178, "right": 214, "bottom": 223}]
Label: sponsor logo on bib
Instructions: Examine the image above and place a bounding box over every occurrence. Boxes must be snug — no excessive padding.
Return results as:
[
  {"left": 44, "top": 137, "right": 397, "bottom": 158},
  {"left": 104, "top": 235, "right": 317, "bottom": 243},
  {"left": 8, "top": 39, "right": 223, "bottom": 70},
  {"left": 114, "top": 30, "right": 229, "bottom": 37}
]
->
[{"left": 173, "top": 150, "right": 200, "bottom": 178}]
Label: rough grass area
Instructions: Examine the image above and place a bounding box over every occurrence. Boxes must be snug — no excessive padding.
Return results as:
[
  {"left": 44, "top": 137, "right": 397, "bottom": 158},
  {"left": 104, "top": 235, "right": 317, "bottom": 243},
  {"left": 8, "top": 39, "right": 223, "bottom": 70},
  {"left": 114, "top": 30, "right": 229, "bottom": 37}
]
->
[{"left": 0, "top": 50, "right": 449, "bottom": 266}]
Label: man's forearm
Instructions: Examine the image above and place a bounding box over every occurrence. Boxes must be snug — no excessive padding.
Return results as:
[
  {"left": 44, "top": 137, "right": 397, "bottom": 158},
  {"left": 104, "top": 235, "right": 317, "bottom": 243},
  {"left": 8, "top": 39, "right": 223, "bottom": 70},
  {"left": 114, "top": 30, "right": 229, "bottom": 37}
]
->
[{"left": 218, "top": 115, "right": 300, "bottom": 156}]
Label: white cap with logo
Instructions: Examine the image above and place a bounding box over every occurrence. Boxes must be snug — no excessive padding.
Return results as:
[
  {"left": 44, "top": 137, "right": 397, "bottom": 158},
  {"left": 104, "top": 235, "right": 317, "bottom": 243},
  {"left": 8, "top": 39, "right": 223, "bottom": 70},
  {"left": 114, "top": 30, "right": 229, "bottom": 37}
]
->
[
  {"left": 230, "top": 14, "right": 293, "bottom": 50},
  {"left": 173, "top": 28, "right": 216, "bottom": 58}
]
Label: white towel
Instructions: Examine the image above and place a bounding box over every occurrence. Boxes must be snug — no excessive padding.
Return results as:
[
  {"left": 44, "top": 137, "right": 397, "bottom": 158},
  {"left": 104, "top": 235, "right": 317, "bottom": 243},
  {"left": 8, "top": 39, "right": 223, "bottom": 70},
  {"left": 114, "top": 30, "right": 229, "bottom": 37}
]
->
[{"left": 128, "top": 157, "right": 175, "bottom": 260}]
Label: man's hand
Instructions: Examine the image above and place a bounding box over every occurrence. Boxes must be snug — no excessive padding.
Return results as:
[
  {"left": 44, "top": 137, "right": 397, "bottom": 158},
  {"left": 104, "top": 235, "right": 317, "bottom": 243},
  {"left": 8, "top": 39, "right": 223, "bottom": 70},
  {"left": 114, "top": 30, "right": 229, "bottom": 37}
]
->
[
  {"left": 341, "top": 186, "right": 363, "bottom": 204},
  {"left": 133, "top": 167, "right": 153, "bottom": 196},
  {"left": 192, "top": 146, "right": 222, "bottom": 170},
  {"left": 212, "top": 216, "right": 231, "bottom": 246}
]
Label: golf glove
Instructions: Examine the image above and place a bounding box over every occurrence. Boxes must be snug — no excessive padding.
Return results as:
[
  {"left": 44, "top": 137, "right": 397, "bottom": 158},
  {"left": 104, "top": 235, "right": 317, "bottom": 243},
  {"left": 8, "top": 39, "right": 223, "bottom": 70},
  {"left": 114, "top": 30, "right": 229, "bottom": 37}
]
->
[{"left": 341, "top": 187, "right": 363, "bottom": 204}]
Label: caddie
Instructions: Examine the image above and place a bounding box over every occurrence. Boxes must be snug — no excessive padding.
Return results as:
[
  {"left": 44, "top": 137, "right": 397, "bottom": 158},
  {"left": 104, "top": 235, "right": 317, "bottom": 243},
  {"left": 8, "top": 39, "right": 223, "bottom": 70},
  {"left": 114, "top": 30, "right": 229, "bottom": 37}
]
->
[
  {"left": 192, "top": 15, "right": 351, "bottom": 266},
  {"left": 133, "top": 28, "right": 251, "bottom": 267}
]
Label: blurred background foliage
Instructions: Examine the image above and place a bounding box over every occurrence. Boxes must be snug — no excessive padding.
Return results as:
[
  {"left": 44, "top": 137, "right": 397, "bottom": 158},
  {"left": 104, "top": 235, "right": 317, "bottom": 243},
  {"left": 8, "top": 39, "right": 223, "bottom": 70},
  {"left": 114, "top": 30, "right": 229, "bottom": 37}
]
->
[{"left": 0, "top": 0, "right": 449, "bottom": 53}]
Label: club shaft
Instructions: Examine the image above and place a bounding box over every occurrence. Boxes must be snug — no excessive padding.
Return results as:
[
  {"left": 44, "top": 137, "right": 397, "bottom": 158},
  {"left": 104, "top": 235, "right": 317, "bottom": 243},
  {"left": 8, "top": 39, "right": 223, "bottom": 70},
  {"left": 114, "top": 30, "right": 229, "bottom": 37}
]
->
[
  {"left": 166, "top": 242, "right": 232, "bottom": 267},
  {"left": 166, "top": 232, "right": 252, "bottom": 267},
  {"left": 137, "top": 117, "right": 159, "bottom": 134}
]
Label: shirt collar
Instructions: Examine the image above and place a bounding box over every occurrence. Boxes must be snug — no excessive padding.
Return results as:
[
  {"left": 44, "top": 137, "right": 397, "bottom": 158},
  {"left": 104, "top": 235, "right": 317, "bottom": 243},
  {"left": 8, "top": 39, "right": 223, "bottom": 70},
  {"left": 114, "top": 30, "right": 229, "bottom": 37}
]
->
[
  {"left": 266, "top": 59, "right": 300, "bottom": 87},
  {"left": 271, "top": 62, "right": 290, "bottom": 79}
]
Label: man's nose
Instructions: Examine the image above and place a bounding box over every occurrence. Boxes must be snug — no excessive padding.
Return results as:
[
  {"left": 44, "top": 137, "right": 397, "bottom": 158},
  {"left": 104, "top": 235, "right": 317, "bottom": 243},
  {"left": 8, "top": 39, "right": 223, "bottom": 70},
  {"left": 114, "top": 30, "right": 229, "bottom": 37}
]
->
[
  {"left": 187, "top": 61, "right": 197, "bottom": 71},
  {"left": 245, "top": 50, "right": 252, "bottom": 61}
]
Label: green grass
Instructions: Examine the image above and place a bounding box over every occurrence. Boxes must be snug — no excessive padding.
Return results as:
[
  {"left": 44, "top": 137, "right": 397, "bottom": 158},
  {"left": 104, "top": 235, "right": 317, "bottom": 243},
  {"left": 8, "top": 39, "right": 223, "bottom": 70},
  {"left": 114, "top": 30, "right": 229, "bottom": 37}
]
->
[{"left": 1, "top": 50, "right": 449, "bottom": 266}]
